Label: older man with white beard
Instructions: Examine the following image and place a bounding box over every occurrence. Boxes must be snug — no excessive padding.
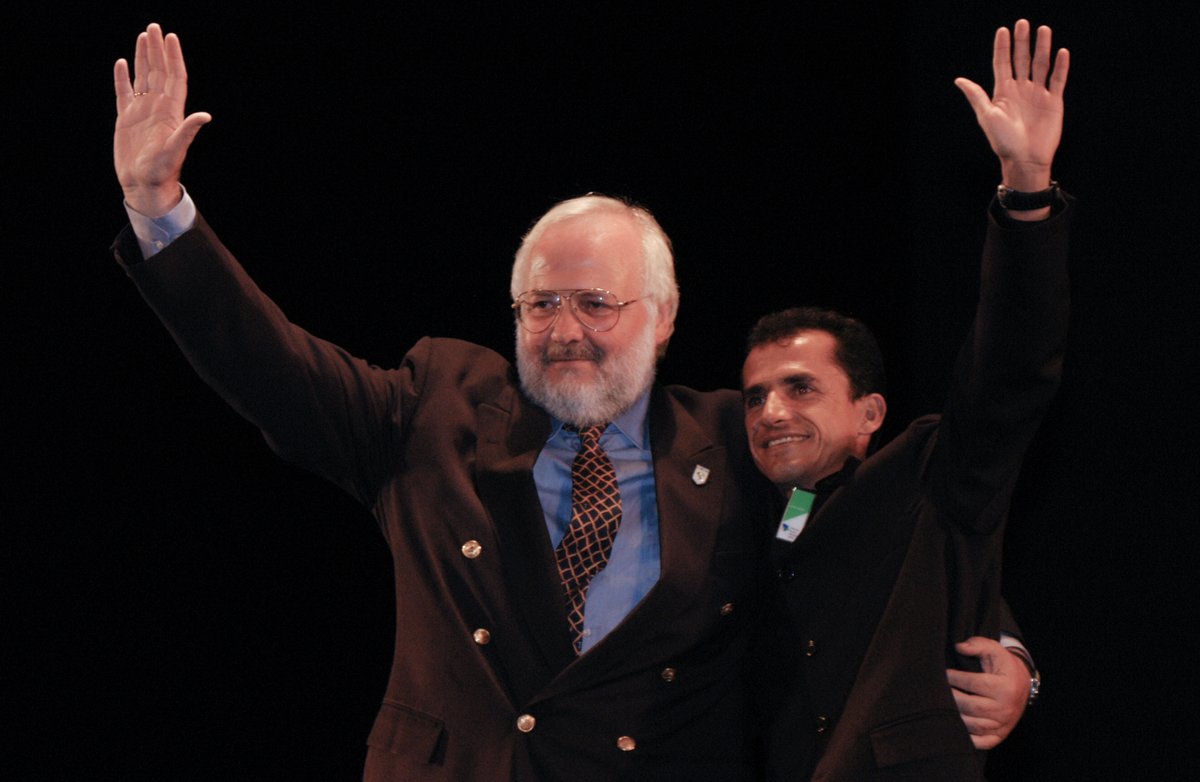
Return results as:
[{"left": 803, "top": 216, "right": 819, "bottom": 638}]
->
[
  {"left": 512, "top": 199, "right": 673, "bottom": 428},
  {"left": 108, "top": 23, "right": 1030, "bottom": 781}
]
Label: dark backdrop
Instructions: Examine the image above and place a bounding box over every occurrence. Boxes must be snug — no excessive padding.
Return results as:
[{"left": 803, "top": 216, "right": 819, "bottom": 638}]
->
[{"left": 9, "top": 3, "right": 1198, "bottom": 779}]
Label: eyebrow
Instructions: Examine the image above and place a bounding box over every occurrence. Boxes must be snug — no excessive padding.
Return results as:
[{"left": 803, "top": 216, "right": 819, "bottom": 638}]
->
[{"left": 742, "top": 372, "right": 817, "bottom": 397}]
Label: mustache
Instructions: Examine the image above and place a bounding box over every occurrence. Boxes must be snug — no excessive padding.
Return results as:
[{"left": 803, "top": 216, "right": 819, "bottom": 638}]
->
[{"left": 543, "top": 344, "right": 603, "bottom": 362}]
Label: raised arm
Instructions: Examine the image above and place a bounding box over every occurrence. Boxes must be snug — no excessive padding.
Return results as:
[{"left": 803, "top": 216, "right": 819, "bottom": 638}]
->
[
  {"left": 955, "top": 19, "right": 1069, "bottom": 220},
  {"left": 113, "top": 23, "right": 211, "bottom": 217},
  {"left": 944, "top": 19, "right": 1071, "bottom": 750}
]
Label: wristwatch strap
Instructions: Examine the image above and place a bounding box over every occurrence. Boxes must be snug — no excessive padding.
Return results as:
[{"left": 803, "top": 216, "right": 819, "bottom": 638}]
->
[{"left": 997, "top": 180, "right": 1059, "bottom": 210}]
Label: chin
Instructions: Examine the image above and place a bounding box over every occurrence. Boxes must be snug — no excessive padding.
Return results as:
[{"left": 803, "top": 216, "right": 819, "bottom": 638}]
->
[
  {"left": 515, "top": 324, "right": 659, "bottom": 427},
  {"left": 545, "top": 361, "right": 597, "bottom": 381},
  {"left": 517, "top": 354, "right": 652, "bottom": 427},
  {"left": 755, "top": 460, "right": 809, "bottom": 491}
]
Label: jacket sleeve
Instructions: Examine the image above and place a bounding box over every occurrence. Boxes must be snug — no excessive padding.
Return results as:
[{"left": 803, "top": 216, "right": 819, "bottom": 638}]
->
[
  {"left": 113, "top": 214, "right": 417, "bottom": 507},
  {"left": 927, "top": 194, "right": 1073, "bottom": 534}
]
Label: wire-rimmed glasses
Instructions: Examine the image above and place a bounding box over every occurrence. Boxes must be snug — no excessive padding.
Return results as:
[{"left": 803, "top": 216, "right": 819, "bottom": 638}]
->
[{"left": 512, "top": 288, "right": 642, "bottom": 333}]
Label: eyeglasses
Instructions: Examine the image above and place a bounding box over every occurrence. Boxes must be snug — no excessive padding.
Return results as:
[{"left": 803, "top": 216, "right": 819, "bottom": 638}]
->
[{"left": 511, "top": 288, "right": 642, "bottom": 333}]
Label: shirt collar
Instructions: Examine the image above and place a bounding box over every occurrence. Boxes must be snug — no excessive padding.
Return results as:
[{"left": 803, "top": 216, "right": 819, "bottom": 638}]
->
[
  {"left": 547, "top": 390, "right": 652, "bottom": 450},
  {"left": 813, "top": 455, "right": 862, "bottom": 495}
]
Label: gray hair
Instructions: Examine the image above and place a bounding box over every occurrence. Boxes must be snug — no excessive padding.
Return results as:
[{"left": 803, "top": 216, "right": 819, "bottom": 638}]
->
[{"left": 510, "top": 194, "right": 679, "bottom": 325}]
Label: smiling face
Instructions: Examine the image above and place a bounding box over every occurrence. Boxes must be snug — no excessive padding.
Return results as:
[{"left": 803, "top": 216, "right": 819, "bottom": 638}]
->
[
  {"left": 742, "top": 329, "right": 886, "bottom": 492},
  {"left": 514, "top": 210, "right": 674, "bottom": 426}
]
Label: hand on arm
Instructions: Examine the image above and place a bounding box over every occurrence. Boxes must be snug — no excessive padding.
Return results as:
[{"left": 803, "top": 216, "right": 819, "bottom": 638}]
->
[
  {"left": 947, "top": 636, "right": 1032, "bottom": 750},
  {"left": 114, "top": 23, "right": 211, "bottom": 218},
  {"left": 955, "top": 19, "right": 1069, "bottom": 220}
]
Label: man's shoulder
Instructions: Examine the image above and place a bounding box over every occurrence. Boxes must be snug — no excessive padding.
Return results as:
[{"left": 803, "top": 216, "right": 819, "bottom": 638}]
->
[
  {"left": 658, "top": 384, "right": 743, "bottom": 416},
  {"left": 402, "top": 337, "right": 522, "bottom": 403},
  {"left": 408, "top": 336, "right": 512, "bottom": 366},
  {"left": 866, "top": 413, "right": 943, "bottom": 462},
  {"left": 654, "top": 384, "right": 746, "bottom": 444}
]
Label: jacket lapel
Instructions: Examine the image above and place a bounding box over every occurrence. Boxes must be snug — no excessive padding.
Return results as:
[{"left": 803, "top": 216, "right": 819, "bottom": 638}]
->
[
  {"left": 646, "top": 387, "right": 729, "bottom": 620},
  {"left": 475, "top": 384, "right": 578, "bottom": 695},
  {"left": 538, "top": 386, "right": 729, "bottom": 694}
]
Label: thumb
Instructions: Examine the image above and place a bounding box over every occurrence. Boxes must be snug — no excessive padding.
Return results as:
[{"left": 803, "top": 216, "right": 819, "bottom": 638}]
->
[
  {"left": 953, "top": 77, "right": 991, "bottom": 118},
  {"left": 166, "top": 111, "right": 212, "bottom": 157},
  {"left": 956, "top": 636, "right": 1003, "bottom": 672}
]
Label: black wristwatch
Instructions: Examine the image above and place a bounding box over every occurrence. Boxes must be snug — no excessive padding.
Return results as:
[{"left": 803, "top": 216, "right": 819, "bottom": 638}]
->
[{"left": 996, "top": 180, "right": 1059, "bottom": 211}]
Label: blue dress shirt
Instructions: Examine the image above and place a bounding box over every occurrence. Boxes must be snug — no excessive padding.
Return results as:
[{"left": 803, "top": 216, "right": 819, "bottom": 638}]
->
[{"left": 533, "top": 394, "right": 661, "bottom": 653}]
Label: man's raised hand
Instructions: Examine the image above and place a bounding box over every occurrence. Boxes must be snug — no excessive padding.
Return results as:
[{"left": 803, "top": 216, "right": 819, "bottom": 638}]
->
[
  {"left": 114, "top": 23, "right": 211, "bottom": 217},
  {"left": 955, "top": 19, "right": 1069, "bottom": 194}
]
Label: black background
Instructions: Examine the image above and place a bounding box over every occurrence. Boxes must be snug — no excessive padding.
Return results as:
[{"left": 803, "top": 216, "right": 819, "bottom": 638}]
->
[{"left": 9, "top": 3, "right": 1199, "bottom": 779}]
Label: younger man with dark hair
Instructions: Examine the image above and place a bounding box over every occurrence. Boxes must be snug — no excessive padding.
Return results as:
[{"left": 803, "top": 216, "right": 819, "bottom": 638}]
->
[{"left": 744, "top": 19, "right": 1070, "bottom": 781}]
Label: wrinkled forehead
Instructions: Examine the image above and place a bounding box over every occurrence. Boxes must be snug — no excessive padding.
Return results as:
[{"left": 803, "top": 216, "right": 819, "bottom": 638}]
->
[{"left": 520, "top": 212, "right": 645, "bottom": 292}]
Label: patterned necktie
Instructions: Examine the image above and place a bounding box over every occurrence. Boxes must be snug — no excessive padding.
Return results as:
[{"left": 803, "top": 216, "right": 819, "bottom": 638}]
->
[{"left": 554, "top": 424, "right": 623, "bottom": 654}]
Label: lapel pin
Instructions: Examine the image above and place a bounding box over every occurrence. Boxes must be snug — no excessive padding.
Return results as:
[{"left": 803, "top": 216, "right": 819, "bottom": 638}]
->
[{"left": 692, "top": 465, "right": 711, "bottom": 486}]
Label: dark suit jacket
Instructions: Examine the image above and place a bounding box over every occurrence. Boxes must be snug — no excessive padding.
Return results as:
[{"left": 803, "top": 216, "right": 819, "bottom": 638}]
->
[
  {"left": 756, "top": 197, "right": 1073, "bottom": 781},
  {"left": 114, "top": 219, "right": 774, "bottom": 781}
]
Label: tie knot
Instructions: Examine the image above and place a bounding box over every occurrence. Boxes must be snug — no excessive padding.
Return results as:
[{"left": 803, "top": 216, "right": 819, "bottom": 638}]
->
[{"left": 569, "top": 423, "right": 608, "bottom": 446}]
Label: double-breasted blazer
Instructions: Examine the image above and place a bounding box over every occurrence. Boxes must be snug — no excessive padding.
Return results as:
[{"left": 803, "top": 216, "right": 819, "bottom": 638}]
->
[{"left": 115, "top": 217, "right": 775, "bottom": 781}]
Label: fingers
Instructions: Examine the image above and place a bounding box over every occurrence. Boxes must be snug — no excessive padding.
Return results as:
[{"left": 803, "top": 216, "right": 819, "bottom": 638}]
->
[
  {"left": 956, "top": 635, "right": 1002, "bottom": 649},
  {"left": 118, "top": 23, "right": 197, "bottom": 117},
  {"left": 949, "top": 654, "right": 1028, "bottom": 713},
  {"left": 946, "top": 667, "right": 992, "bottom": 696},
  {"left": 1050, "top": 48, "right": 1070, "bottom": 96},
  {"left": 949, "top": 686, "right": 980, "bottom": 720},
  {"left": 1012, "top": 19, "right": 1032, "bottom": 79},
  {"left": 1032, "top": 25, "right": 1052, "bottom": 85},
  {"left": 959, "top": 704, "right": 1010, "bottom": 747},
  {"left": 163, "top": 32, "right": 190, "bottom": 101},
  {"left": 128, "top": 23, "right": 187, "bottom": 98},
  {"left": 966, "top": 725, "right": 1004, "bottom": 750},
  {"left": 949, "top": 654, "right": 1023, "bottom": 751},
  {"left": 144, "top": 23, "right": 168, "bottom": 93},
  {"left": 994, "top": 20, "right": 1066, "bottom": 90},
  {"left": 114, "top": 58, "right": 132, "bottom": 106},
  {"left": 133, "top": 30, "right": 149, "bottom": 94},
  {"left": 991, "top": 25, "right": 1011, "bottom": 87},
  {"left": 949, "top": 638, "right": 1028, "bottom": 753},
  {"left": 952, "top": 688, "right": 1006, "bottom": 749},
  {"left": 955, "top": 636, "right": 989, "bottom": 654},
  {"left": 955, "top": 636, "right": 1006, "bottom": 672},
  {"left": 956, "top": 707, "right": 1004, "bottom": 735}
]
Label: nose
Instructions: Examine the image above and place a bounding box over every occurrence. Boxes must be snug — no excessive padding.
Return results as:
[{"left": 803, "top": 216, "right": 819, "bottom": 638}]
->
[
  {"left": 761, "top": 391, "right": 791, "bottom": 425},
  {"left": 548, "top": 302, "right": 586, "bottom": 343}
]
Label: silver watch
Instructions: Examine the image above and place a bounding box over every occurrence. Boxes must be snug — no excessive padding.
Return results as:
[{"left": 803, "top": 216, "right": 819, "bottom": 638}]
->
[{"left": 1027, "top": 669, "right": 1041, "bottom": 707}]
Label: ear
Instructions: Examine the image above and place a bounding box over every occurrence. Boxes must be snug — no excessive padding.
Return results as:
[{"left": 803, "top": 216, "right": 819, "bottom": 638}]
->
[
  {"left": 858, "top": 393, "right": 887, "bottom": 435},
  {"left": 654, "top": 304, "right": 676, "bottom": 348}
]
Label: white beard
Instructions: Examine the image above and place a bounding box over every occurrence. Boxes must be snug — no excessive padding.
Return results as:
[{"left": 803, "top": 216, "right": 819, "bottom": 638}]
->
[{"left": 516, "top": 324, "right": 658, "bottom": 427}]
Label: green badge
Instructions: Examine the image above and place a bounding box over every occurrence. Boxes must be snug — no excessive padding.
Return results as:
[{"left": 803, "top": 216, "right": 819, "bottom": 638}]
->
[{"left": 775, "top": 488, "right": 815, "bottom": 542}]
